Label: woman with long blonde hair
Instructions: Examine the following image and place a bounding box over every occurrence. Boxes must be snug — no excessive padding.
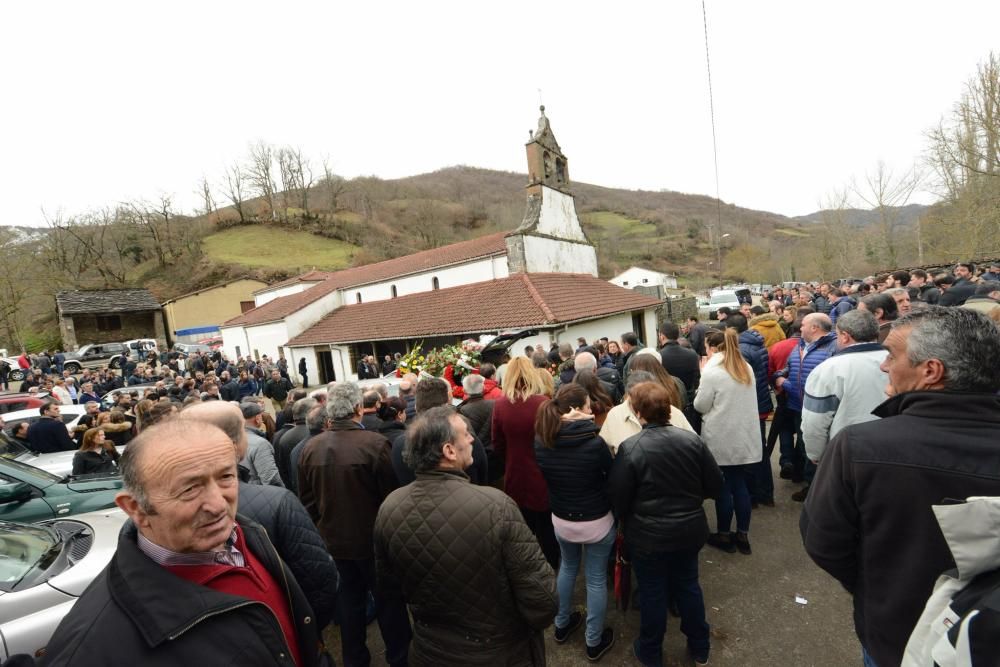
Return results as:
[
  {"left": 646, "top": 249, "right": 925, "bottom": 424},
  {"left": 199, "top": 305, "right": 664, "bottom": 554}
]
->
[
  {"left": 693, "top": 327, "right": 760, "bottom": 555},
  {"left": 492, "top": 355, "right": 560, "bottom": 568}
]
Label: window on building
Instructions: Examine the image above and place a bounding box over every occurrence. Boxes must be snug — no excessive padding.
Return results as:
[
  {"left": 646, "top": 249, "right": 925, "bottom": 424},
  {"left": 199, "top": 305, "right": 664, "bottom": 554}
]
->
[
  {"left": 240, "top": 300, "right": 255, "bottom": 313},
  {"left": 643, "top": 278, "right": 649, "bottom": 283},
  {"left": 96, "top": 315, "right": 122, "bottom": 331},
  {"left": 622, "top": 281, "right": 629, "bottom": 286},
  {"left": 432, "top": 277, "right": 440, "bottom": 290},
  {"left": 356, "top": 292, "right": 362, "bottom": 304},
  {"left": 390, "top": 285, "right": 397, "bottom": 298}
]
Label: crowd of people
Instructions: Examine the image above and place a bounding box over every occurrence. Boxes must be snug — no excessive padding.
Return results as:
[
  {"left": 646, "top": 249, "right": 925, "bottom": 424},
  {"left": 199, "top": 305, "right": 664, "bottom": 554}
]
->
[{"left": 2, "top": 260, "right": 998, "bottom": 667}]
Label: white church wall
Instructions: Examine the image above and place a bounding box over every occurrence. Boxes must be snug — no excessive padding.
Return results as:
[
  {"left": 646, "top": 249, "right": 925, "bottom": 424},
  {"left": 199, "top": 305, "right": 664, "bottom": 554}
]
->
[
  {"left": 285, "top": 291, "right": 344, "bottom": 338},
  {"left": 254, "top": 282, "right": 319, "bottom": 307},
  {"left": 347, "top": 256, "right": 508, "bottom": 305},
  {"left": 241, "top": 322, "right": 290, "bottom": 362},
  {"left": 522, "top": 235, "right": 598, "bottom": 276},
  {"left": 535, "top": 187, "right": 588, "bottom": 241}
]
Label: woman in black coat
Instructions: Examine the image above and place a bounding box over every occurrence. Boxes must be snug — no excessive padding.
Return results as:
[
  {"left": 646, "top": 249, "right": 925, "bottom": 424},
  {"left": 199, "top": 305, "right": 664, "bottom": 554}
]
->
[
  {"left": 72, "top": 428, "right": 120, "bottom": 476},
  {"left": 609, "top": 381, "right": 723, "bottom": 667},
  {"left": 534, "top": 384, "right": 616, "bottom": 660}
]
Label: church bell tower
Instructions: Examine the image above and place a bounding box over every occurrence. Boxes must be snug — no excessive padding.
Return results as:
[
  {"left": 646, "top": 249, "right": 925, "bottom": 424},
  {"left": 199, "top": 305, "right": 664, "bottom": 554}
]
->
[{"left": 505, "top": 107, "right": 598, "bottom": 276}]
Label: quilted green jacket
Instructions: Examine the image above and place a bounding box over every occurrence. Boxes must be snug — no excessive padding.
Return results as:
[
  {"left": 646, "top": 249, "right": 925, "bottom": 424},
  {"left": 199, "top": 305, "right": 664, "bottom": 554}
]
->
[{"left": 374, "top": 468, "right": 557, "bottom": 666}]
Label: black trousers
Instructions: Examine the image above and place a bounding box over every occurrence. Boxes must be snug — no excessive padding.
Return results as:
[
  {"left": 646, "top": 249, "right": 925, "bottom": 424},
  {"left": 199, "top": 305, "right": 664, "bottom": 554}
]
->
[
  {"left": 519, "top": 507, "right": 561, "bottom": 571},
  {"left": 334, "top": 557, "right": 411, "bottom": 667}
]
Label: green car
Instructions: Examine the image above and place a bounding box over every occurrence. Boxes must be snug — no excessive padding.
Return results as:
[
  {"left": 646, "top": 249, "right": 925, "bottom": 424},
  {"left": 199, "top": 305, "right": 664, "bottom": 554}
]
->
[{"left": 0, "top": 459, "right": 123, "bottom": 523}]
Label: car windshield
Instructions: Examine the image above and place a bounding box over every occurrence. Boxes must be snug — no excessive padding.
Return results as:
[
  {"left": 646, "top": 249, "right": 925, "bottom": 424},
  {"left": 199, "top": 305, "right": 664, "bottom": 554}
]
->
[
  {"left": 710, "top": 293, "right": 735, "bottom": 305},
  {"left": 1, "top": 458, "right": 62, "bottom": 484},
  {"left": 0, "top": 523, "right": 61, "bottom": 592},
  {"left": 0, "top": 438, "right": 30, "bottom": 461}
]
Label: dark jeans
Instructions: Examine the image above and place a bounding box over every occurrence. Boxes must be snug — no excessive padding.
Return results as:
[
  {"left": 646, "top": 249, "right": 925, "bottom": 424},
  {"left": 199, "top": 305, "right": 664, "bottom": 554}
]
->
[
  {"left": 632, "top": 548, "right": 710, "bottom": 666},
  {"left": 334, "top": 557, "right": 411, "bottom": 667},
  {"left": 520, "top": 507, "right": 561, "bottom": 570},
  {"left": 716, "top": 464, "right": 752, "bottom": 533},
  {"left": 748, "top": 418, "right": 772, "bottom": 502},
  {"left": 777, "top": 408, "right": 804, "bottom": 476}
]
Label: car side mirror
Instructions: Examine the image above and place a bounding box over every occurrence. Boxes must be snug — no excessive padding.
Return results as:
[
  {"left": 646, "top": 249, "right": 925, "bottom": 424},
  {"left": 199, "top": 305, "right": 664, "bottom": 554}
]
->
[{"left": 0, "top": 482, "right": 32, "bottom": 504}]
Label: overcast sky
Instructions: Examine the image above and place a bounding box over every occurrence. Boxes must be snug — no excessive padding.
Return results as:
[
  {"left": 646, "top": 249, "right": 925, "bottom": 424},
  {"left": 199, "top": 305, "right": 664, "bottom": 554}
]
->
[{"left": 5, "top": 1, "right": 998, "bottom": 227}]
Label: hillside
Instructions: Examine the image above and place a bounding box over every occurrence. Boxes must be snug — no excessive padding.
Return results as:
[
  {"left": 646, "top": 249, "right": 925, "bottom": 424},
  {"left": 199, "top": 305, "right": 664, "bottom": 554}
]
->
[{"left": 202, "top": 227, "right": 359, "bottom": 270}]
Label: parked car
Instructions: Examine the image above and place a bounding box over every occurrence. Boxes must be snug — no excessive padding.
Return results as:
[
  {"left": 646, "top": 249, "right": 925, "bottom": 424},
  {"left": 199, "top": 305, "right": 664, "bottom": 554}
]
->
[
  {"left": 99, "top": 384, "right": 158, "bottom": 411},
  {"left": 1, "top": 360, "right": 27, "bottom": 383},
  {"left": 1, "top": 406, "right": 89, "bottom": 478},
  {"left": 0, "top": 508, "right": 128, "bottom": 660},
  {"left": 197, "top": 336, "right": 223, "bottom": 350},
  {"left": 173, "top": 342, "right": 212, "bottom": 356},
  {"left": 0, "top": 394, "right": 50, "bottom": 415},
  {"left": 0, "top": 458, "right": 122, "bottom": 523},
  {"left": 707, "top": 288, "right": 757, "bottom": 320},
  {"left": 61, "top": 343, "right": 129, "bottom": 373}
]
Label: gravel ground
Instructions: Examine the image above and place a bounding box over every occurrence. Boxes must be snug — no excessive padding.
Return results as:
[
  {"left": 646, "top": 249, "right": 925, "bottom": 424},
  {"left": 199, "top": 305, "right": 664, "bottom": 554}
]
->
[{"left": 323, "top": 458, "right": 861, "bottom": 667}]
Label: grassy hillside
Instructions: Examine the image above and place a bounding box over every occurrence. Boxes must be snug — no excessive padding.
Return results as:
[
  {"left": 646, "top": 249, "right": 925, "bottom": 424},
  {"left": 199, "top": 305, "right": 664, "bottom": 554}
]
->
[{"left": 202, "top": 226, "right": 359, "bottom": 270}]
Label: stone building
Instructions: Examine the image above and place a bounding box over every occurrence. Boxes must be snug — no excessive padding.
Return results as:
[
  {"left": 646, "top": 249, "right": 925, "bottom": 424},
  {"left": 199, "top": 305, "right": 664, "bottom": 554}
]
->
[
  {"left": 220, "top": 108, "right": 662, "bottom": 382},
  {"left": 56, "top": 289, "right": 167, "bottom": 351}
]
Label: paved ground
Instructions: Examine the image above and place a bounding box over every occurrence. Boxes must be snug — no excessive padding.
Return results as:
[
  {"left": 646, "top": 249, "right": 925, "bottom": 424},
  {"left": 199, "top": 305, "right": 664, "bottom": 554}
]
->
[{"left": 323, "top": 459, "right": 861, "bottom": 667}]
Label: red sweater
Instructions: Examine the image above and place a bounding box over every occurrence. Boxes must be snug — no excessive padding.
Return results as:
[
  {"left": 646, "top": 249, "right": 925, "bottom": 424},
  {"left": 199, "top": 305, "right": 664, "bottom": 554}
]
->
[
  {"left": 768, "top": 336, "right": 799, "bottom": 385},
  {"left": 492, "top": 394, "right": 549, "bottom": 511},
  {"left": 164, "top": 527, "right": 301, "bottom": 666}
]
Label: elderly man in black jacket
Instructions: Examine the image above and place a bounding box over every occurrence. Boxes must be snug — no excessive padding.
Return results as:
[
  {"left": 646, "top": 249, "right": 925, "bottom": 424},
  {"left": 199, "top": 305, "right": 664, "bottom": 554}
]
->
[
  {"left": 801, "top": 306, "right": 1000, "bottom": 667},
  {"left": 42, "top": 419, "right": 322, "bottom": 666}
]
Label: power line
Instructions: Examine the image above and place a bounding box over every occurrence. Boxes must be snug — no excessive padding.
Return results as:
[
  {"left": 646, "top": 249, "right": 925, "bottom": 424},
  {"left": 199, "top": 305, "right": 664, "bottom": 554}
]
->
[{"left": 702, "top": 0, "right": 725, "bottom": 288}]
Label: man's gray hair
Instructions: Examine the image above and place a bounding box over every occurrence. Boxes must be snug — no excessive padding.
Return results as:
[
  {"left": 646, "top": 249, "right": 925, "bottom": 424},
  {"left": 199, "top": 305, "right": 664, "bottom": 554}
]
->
[
  {"left": 327, "top": 382, "right": 362, "bottom": 420},
  {"left": 626, "top": 370, "right": 656, "bottom": 391},
  {"left": 292, "top": 397, "right": 317, "bottom": 421},
  {"left": 306, "top": 404, "right": 327, "bottom": 432},
  {"left": 403, "top": 405, "right": 461, "bottom": 474},
  {"left": 462, "top": 373, "right": 485, "bottom": 396},
  {"left": 574, "top": 352, "right": 597, "bottom": 372},
  {"left": 836, "top": 310, "right": 878, "bottom": 343},
  {"left": 892, "top": 306, "right": 1000, "bottom": 393}
]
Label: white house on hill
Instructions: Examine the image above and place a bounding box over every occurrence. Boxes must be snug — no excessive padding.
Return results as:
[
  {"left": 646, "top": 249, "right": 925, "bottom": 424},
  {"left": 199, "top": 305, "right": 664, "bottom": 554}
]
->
[
  {"left": 609, "top": 266, "right": 679, "bottom": 290},
  {"left": 220, "top": 107, "right": 662, "bottom": 382}
]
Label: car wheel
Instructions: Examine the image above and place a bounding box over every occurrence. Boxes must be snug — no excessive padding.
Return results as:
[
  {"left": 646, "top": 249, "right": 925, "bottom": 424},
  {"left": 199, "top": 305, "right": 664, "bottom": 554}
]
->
[
  {"left": 9, "top": 370, "right": 25, "bottom": 382},
  {"left": 109, "top": 357, "right": 120, "bottom": 369},
  {"left": 64, "top": 362, "right": 81, "bottom": 374}
]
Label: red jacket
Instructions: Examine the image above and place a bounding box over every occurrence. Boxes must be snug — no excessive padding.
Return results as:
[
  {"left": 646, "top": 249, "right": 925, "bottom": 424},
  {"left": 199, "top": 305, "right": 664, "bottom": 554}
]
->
[
  {"left": 491, "top": 394, "right": 549, "bottom": 511},
  {"left": 768, "top": 336, "right": 799, "bottom": 383},
  {"left": 482, "top": 378, "right": 503, "bottom": 400}
]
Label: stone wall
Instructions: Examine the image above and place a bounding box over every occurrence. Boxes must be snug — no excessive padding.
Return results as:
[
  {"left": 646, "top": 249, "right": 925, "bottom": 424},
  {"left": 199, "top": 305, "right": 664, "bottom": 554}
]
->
[
  {"left": 65, "top": 312, "right": 157, "bottom": 350},
  {"left": 658, "top": 296, "right": 698, "bottom": 326}
]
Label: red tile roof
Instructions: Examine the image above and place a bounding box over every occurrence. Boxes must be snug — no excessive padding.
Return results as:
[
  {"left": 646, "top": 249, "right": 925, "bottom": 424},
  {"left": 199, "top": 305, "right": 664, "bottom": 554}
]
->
[
  {"left": 252, "top": 270, "right": 335, "bottom": 295},
  {"left": 285, "top": 273, "right": 662, "bottom": 346},
  {"left": 224, "top": 232, "right": 509, "bottom": 327}
]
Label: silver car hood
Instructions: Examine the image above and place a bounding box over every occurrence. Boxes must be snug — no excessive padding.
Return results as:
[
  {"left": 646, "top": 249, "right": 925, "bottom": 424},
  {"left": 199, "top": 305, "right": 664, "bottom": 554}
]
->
[{"left": 0, "top": 509, "right": 127, "bottom": 659}]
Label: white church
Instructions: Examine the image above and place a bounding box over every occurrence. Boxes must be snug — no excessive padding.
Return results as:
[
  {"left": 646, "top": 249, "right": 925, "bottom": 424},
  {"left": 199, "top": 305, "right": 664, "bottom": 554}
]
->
[{"left": 220, "top": 108, "right": 663, "bottom": 383}]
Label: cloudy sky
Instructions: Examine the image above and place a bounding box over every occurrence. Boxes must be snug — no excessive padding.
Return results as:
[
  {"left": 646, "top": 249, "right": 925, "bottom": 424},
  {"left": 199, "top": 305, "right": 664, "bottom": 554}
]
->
[{"left": 5, "top": 1, "right": 998, "bottom": 226}]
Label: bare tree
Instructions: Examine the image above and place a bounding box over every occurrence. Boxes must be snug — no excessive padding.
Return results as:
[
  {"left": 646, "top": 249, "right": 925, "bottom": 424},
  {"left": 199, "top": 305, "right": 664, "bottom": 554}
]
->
[
  {"left": 321, "top": 158, "right": 348, "bottom": 212},
  {"left": 221, "top": 162, "right": 249, "bottom": 223},
  {"left": 853, "top": 162, "right": 922, "bottom": 268},
  {"left": 246, "top": 140, "right": 278, "bottom": 221},
  {"left": 197, "top": 175, "right": 216, "bottom": 218},
  {"left": 0, "top": 228, "right": 37, "bottom": 350}
]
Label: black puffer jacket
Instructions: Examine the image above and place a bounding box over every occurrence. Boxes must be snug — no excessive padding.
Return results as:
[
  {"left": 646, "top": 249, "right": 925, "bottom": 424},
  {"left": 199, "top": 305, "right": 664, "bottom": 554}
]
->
[
  {"left": 609, "top": 423, "right": 723, "bottom": 556},
  {"left": 534, "top": 419, "right": 612, "bottom": 521},
  {"left": 41, "top": 516, "right": 321, "bottom": 667},
  {"left": 238, "top": 482, "right": 339, "bottom": 629},
  {"left": 738, "top": 329, "right": 774, "bottom": 414}
]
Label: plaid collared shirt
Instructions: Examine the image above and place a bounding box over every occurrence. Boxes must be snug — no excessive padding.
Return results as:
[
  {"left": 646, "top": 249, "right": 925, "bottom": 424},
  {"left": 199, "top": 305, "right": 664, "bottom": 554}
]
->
[{"left": 137, "top": 524, "right": 246, "bottom": 567}]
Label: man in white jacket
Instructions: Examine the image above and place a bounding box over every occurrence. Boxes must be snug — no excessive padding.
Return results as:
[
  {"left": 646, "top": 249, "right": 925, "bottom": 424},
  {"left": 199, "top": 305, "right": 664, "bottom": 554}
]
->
[{"left": 801, "top": 309, "right": 888, "bottom": 468}]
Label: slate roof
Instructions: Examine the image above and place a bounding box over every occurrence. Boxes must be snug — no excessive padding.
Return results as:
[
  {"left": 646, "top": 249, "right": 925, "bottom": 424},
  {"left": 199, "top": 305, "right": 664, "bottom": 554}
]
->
[
  {"left": 56, "top": 289, "right": 162, "bottom": 315},
  {"left": 285, "top": 273, "right": 662, "bottom": 346},
  {"left": 224, "top": 232, "right": 509, "bottom": 328}
]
